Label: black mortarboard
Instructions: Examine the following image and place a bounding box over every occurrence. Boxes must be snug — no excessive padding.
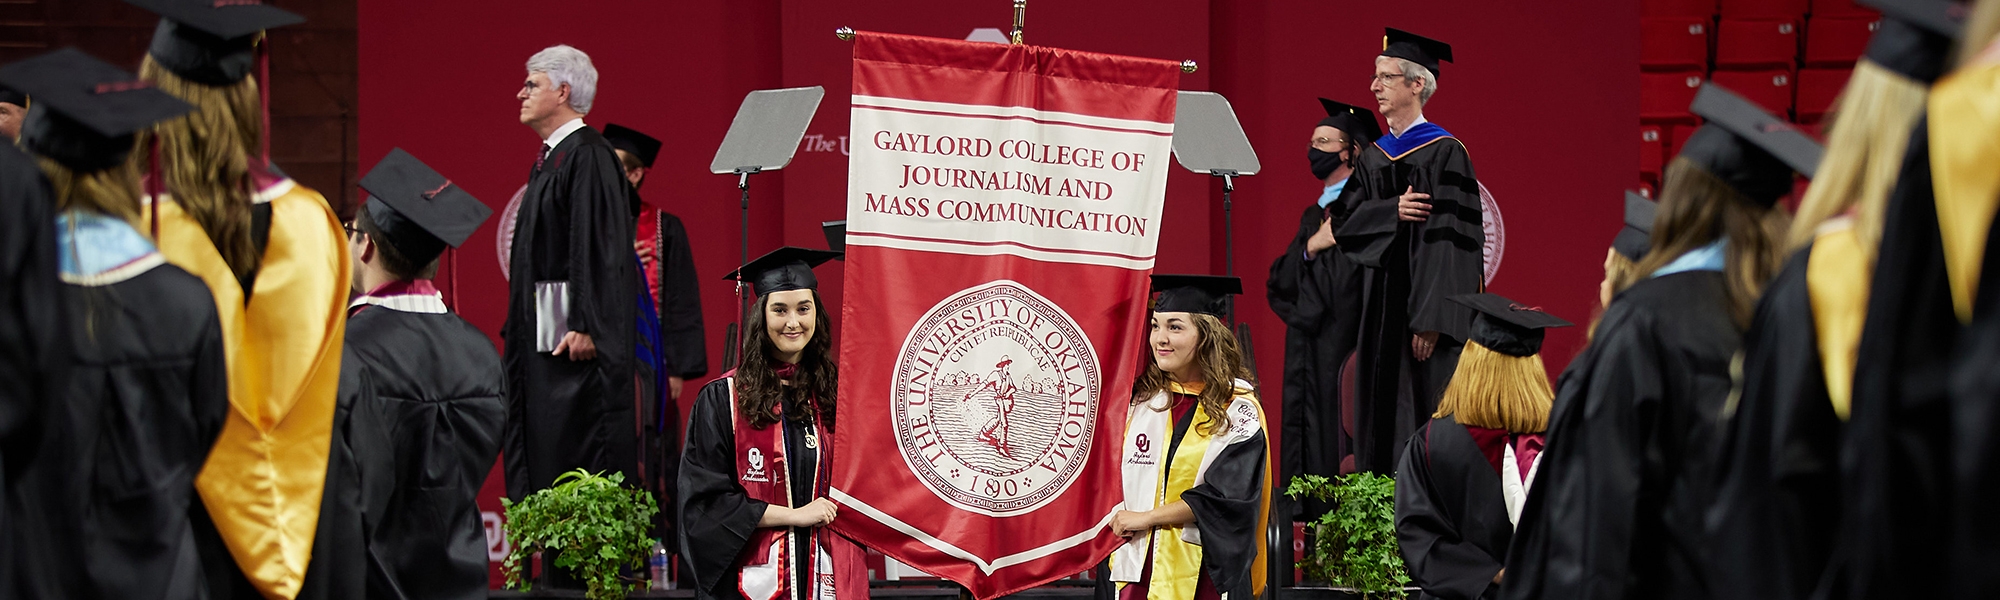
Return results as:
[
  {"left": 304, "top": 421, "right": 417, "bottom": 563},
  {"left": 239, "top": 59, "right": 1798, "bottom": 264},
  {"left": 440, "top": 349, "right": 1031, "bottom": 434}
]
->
[
  {"left": 358, "top": 148, "right": 491, "bottom": 266},
  {"left": 602, "top": 123, "right": 662, "bottom": 168},
  {"left": 1449, "top": 293, "right": 1573, "bottom": 357},
  {"left": 0, "top": 48, "right": 193, "bottom": 172},
  {"left": 1151, "top": 274, "right": 1243, "bottom": 318},
  {"left": 1859, "top": 0, "right": 1964, "bottom": 84},
  {"left": 722, "top": 246, "right": 842, "bottom": 295},
  {"left": 1678, "top": 83, "right": 1822, "bottom": 206},
  {"left": 1381, "top": 28, "right": 1453, "bottom": 80},
  {"left": 0, "top": 85, "right": 24, "bottom": 106},
  {"left": 126, "top": 0, "right": 304, "bottom": 86},
  {"left": 1614, "top": 190, "right": 1657, "bottom": 261},
  {"left": 1316, "top": 98, "right": 1383, "bottom": 145},
  {"left": 821, "top": 220, "right": 846, "bottom": 257}
]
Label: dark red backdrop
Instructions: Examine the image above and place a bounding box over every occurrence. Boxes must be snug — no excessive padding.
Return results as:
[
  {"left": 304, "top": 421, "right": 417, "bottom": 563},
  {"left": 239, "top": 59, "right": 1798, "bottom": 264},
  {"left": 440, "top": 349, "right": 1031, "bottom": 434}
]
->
[{"left": 358, "top": 0, "right": 1636, "bottom": 584}]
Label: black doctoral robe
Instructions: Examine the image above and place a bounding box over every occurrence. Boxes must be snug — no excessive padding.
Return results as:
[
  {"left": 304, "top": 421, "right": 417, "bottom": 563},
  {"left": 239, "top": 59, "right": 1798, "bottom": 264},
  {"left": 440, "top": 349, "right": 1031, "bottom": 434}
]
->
[
  {"left": 1704, "top": 247, "right": 1843, "bottom": 600},
  {"left": 1268, "top": 191, "right": 1365, "bottom": 517},
  {"left": 346, "top": 302, "right": 507, "bottom": 600},
  {"left": 0, "top": 144, "right": 65, "bottom": 599},
  {"left": 677, "top": 377, "right": 823, "bottom": 600},
  {"left": 30, "top": 232, "right": 228, "bottom": 600},
  {"left": 1502, "top": 271, "right": 1739, "bottom": 600},
  {"left": 1334, "top": 125, "right": 1484, "bottom": 474},
  {"left": 1395, "top": 416, "right": 1518, "bottom": 600},
  {"left": 502, "top": 124, "right": 641, "bottom": 501},
  {"left": 294, "top": 347, "right": 392, "bottom": 600}
]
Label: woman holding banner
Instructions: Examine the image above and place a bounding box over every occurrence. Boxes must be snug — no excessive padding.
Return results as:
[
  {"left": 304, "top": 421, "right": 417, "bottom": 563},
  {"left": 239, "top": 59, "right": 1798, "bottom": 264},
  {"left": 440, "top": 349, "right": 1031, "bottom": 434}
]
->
[
  {"left": 677, "top": 247, "right": 866, "bottom": 600},
  {"left": 1109, "top": 275, "right": 1271, "bottom": 600}
]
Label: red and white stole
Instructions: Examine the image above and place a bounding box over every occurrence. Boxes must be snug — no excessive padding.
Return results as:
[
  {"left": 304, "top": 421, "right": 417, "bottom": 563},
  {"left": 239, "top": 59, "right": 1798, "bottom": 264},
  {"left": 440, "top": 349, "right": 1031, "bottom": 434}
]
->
[{"left": 726, "top": 374, "right": 868, "bottom": 600}]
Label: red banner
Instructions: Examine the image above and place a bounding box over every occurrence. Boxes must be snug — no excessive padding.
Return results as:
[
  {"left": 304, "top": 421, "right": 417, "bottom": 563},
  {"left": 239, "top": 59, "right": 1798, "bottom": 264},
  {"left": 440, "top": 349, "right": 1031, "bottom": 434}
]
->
[{"left": 829, "top": 32, "right": 1181, "bottom": 598}]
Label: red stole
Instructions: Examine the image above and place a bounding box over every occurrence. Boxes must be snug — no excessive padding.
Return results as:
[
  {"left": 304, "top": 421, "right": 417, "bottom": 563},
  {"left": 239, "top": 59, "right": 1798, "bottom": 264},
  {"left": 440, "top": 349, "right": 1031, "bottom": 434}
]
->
[{"left": 725, "top": 372, "right": 867, "bottom": 600}]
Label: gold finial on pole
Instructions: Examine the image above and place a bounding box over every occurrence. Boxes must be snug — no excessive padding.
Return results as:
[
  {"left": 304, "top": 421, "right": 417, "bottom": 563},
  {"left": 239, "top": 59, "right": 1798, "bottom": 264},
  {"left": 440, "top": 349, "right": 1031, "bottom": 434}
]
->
[
  {"left": 1181, "top": 60, "right": 1198, "bottom": 73},
  {"left": 836, "top": 26, "right": 856, "bottom": 41},
  {"left": 1010, "top": 0, "right": 1026, "bottom": 45}
]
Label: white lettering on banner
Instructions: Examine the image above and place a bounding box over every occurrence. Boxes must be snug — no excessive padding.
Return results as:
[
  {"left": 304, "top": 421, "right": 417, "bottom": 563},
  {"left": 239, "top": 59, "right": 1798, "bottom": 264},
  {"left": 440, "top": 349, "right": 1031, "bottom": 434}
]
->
[
  {"left": 892, "top": 280, "right": 1100, "bottom": 517},
  {"left": 484, "top": 511, "right": 511, "bottom": 561},
  {"left": 846, "top": 95, "right": 1173, "bottom": 270}
]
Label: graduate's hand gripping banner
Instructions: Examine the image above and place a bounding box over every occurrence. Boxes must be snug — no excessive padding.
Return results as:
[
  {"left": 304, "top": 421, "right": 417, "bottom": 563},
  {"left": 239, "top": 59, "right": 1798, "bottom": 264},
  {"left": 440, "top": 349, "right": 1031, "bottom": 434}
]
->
[{"left": 829, "top": 32, "right": 1180, "bottom": 598}]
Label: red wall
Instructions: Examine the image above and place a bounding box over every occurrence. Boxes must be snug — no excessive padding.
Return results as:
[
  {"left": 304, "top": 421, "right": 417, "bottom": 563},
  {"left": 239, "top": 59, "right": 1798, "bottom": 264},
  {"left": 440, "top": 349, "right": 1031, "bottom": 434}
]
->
[{"left": 359, "top": 0, "right": 1635, "bottom": 585}]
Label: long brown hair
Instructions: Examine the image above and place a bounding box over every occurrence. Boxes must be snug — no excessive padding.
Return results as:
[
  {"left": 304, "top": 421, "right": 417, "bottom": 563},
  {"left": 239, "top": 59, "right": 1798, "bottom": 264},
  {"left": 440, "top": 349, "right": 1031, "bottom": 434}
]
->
[
  {"left": 1131, "top": 313, "right": 1256, "bottom": 436},
  {"left": 1630, "top": 157, "right": 1791, "bottom": 328},
  {"left": 40, "top": 157, "right": 143, "bottom": 226},
  {"left": 1434, "top": 340, "right": 1552, "bottom": 433},
  {"left": 735, "top": 290, "right": 838, "bottom": 429},
  {"left": 135, "top": 55, "right": 263, "bottom": 283}
]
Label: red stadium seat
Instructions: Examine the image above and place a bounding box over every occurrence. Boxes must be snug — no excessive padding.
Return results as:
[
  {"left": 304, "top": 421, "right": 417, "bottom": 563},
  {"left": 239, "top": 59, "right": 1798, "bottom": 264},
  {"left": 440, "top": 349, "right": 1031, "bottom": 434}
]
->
[
  {"left": 1644, "top": 0, "right": 1720, "bottom": 17},
  {"left": 1642, "top": 125, "right": 1666, "bottom": 180},
  {"left": 1712, "top": 68, "right": 1798, "bottom": 117},
  {"left": 1811, "top": 0, "right": 1879, "bottom": 17},
  {"left": 1721, "top": 0, "right": 1807, "bottom": 19},
  {"left": 1717, "top": 18, "right": 1802, "bottom": 69},
  {"left": 1796, "top": 67, "right": 1853, "bottom": 121},
  {"left": 1643, "top": 71, "right": 1708, "bottom": 123},
  {"left": 1669, "top": 122, "right": 1702, "bottom": 157},
  {"left": 1805, "top": 15, "right": 1879, "bottom": 67},
  {"left": 1643, "top": 17, "right": 1714, "bottom": 70}
]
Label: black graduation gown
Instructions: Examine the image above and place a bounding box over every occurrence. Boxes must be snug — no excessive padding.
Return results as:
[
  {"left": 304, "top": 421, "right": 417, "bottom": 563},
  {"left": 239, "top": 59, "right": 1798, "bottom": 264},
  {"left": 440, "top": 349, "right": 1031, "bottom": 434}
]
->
[
  {"left": 294, "top": 347, "right": 392, "bottom": 600},
  {"left": 677, "top": 377, "right": 823, "bottom": 600},
  {"left": 32, "top": 258, "right": 229, "bottom": 600},
  {"left": 1502, "top": 271, "right": 1739, "bottom": 600},
  {"left": 0, "top": 144, "right": 64, "bottom": 599},
  {"left": 1704, "top": 248, "right": 1842, "bottom": 600},
  {"left": 1947, "top": 196, "right": 2000, "bottom": 597},
  {"left": 346, "top": 304, "right": 508, "bottom": 600},
  {"left": 502, "top": 125, "right": 641, "bottom": 500},
  {"left": 1335, "top": 131, "right": 1483, "bottom": 474},
  {"left": 639, "top": 202, "right": 706, "bottom": 542},
  {"left": 1268, "top": 192, "right": 1365, "bottom": 518},
  {"left": 1830, "top": 117, "right": 1957, "bottom": 600},
  {"left": 1395, "top": 416, "right": 1516, "bottom": 600}
]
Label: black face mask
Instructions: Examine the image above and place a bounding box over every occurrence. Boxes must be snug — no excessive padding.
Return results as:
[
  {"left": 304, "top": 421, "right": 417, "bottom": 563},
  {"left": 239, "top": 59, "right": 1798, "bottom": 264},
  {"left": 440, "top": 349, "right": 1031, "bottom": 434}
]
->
[{"left": 1309, "top": 147, "right": 1344, "bottom": 181}]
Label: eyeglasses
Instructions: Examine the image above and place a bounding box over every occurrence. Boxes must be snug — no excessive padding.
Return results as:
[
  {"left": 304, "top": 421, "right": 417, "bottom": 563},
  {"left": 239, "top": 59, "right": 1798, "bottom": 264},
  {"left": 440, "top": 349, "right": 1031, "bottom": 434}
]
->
[
  {"left": 1369, "top": 73, "right": 1407, "bottom": 85},
  {"left": 342, "top": 222, "right": 360, "bottom": 236}
]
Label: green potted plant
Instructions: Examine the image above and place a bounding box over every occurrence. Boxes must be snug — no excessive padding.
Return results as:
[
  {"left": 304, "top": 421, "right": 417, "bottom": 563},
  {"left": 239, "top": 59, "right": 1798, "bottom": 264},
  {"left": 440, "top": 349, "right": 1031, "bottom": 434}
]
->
[
  {"left": 1285, "top": 473, "right": 1411, "bottom": 600},
  {"left": 501, "top": 469, "right": 661, "bottom": 600}
]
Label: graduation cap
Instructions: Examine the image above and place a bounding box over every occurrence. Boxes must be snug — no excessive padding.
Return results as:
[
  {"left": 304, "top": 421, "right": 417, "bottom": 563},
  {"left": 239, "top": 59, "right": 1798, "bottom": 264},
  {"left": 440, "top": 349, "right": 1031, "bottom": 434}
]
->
[
  {"left": 1380, "top": 28, "right": 1453, "bottom": 80},
  {"left": 1449, "top": 293, "right": 1573, "bottom": 357},
  {"left": 0, "top": 85, "right": 24, "bottom": 106},
  {"left": 821, "top": 220, "right": 846, "bottom": 257},
  {"left": 1151, "top": 274, "right": 1242, "bottom": 318},
  {"left": 126, "top": 0, "right": 305, "bottom": 86},
  {"left": 0, "top": 48, "right": 193, "bottom": 172},
  {"left": 1677, "top": 83, "right": 1823, "bottom": 206},
  {"left": 603, "top": 123, "right": 662, "bottom": 168},
  {"left": 358, "top": 148, "right": 492, "bottom": 266},
  {"left": 1614, "top": 190, "right": 1657, "bottom": 261},
  {"left": 722, "top": 246, "right": 842, "bottom": 295},
  {"left": 1859, "top": 0, "right": 1964, "bottom": 84},
  {"left": 1316, "top": 98, "right": 1383, "bottom": 146}
]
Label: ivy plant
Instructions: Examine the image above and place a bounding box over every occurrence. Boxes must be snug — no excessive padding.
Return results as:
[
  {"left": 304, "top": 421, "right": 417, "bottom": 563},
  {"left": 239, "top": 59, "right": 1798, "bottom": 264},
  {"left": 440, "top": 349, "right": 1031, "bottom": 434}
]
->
[
  {"left": 1285, "top": 473, "right": 1411, "bottom": 599},
  {"left": 501, "top": 469, "right": 661, "bottom": 600}
]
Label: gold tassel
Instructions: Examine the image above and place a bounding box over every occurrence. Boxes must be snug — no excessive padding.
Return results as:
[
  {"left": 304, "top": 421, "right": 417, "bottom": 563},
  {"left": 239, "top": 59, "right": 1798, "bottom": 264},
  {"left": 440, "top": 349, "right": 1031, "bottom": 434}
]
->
[{"left": 1433, "top": 340, "right": 1553, "bottom": 434}]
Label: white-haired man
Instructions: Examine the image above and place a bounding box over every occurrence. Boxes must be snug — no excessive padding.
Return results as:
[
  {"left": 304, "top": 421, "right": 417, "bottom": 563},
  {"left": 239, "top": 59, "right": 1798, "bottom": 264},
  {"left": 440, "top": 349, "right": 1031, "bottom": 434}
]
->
[
  {"left": 1332, "top": 28, "right": 1484, "bottom": 475},
  {"left": 501, "top": 45, "right": 640, "bottom": 519}
]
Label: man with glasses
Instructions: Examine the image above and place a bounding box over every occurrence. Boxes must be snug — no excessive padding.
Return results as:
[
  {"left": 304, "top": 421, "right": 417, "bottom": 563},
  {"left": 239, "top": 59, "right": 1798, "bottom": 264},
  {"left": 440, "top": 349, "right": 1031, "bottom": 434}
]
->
[
  {"left": 499, "top": 45, "right": 641, "bottom": 584},
  {"left": 1334, "top": 28, "right": 1485, "bottom": 474},
  {"left": 1268, "top": 98, "right": 1380, "bottom": 519}
]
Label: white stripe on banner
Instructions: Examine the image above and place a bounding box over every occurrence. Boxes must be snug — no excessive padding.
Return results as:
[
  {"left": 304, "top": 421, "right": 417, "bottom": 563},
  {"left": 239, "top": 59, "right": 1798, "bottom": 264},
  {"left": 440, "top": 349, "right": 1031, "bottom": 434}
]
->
[
  {"left": 851, "top": 95, "right": 1176, "bottom": 135},
  {"left": 830, "top": 487, "right": 1122, "bottom": 575}
]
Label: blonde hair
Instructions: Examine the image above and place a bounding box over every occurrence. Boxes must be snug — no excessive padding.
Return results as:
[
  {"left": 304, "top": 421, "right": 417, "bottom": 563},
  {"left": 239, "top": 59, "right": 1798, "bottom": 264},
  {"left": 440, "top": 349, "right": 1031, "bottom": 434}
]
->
[
  {"left": 40, "top": 156, "right": 143, "bottom": 227},
  {"left": 1433, "top": 340, "right": 1552, "bottom": 433},
  {"left": 1788, "top": 60, "right": 1929, "bottom": 259},
  {"left": 1588, "top": 249, "right": 1642, "bottom": 341},
  {"left": 1956, "top": 0, "right": 2000, "bottom": 69},
  {"left": 1633, "top": 157, "right": 1791, "bottom": 328},
  {"left": 1132, "top": 313, "right": 1256, "bottom": 436},
  {"left": 135, "top": 55, "right": 263, "bottom": 282}
]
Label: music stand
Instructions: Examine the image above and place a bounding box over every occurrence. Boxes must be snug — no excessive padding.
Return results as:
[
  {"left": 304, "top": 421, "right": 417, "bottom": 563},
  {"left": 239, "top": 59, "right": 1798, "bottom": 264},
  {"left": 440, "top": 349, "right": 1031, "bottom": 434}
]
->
[
  {"left": 711, "top": 85, "right": 825, "bottom": 369},
  {"left": 1171, "top": 91, "right": 1260, "bottom": 324}
]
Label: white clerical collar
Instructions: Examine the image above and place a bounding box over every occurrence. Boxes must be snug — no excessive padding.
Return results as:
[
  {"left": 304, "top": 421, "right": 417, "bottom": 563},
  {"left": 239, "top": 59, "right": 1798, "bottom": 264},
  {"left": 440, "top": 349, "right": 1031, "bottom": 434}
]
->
[
  {"left": 544, "top": 117, "right": 587, "bottom": 150},
  {"left": 1388, "top": 113, "right": 1429, "bottom": 138}
]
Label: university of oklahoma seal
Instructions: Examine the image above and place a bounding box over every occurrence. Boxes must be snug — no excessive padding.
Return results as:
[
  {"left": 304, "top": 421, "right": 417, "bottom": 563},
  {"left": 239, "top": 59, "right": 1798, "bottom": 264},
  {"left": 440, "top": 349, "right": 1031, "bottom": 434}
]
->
[{"left": 892, "top": 280, "right": 1101, "bottom": 516}]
